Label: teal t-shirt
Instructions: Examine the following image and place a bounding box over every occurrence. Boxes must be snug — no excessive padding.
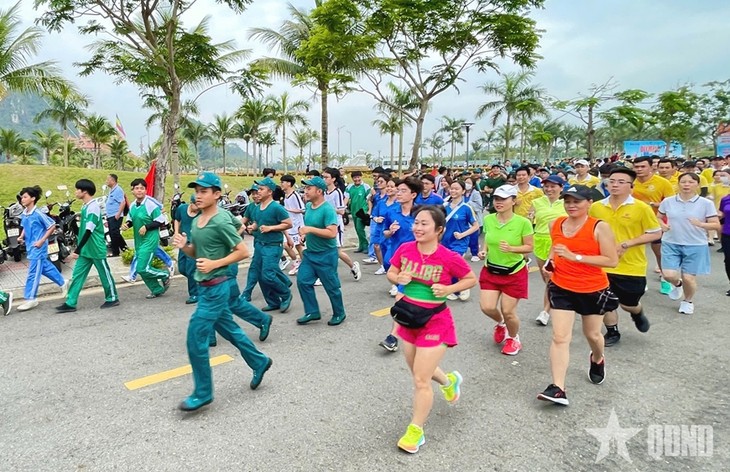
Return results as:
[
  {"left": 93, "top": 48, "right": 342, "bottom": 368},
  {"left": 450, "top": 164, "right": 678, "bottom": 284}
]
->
[
  {"left": 303, "top": 201, "right": 338, "bottom": 252},
  {"left": 190, "top": 209, "right": 243, "bottom": 282},
  {"left": 251, "top": 200, "right": 290, "bottom": 245},
  {"left": 482, "top": 213, "right": 533, "bottom": 273},
  {"left": 78, "top": 199, "right": 107, "bottom": 259},
  {"left": 174, "top": 203, "right": 199, "bottom": 243}
]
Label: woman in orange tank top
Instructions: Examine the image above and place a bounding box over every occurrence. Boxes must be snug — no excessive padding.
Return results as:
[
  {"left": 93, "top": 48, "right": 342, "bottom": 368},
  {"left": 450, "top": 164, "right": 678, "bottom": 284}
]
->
[{"left": 536, "top": 185, "right": 619, "bottom": 406}]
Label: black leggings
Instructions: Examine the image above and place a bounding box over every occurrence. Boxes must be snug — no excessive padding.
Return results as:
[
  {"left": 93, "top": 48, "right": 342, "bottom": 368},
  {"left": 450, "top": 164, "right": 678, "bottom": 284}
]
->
[{"left": 722, "top": 233, "right": 730, "bottom": 285}]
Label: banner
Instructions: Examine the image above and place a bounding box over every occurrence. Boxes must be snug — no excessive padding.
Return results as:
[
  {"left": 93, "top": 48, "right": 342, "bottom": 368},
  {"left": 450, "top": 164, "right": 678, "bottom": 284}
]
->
[
  {"left": 717, "top": 135, "right": 730, "bottom": 157},
  {"left": 623, "top": 140, "right": 682, "bottom": 157}
]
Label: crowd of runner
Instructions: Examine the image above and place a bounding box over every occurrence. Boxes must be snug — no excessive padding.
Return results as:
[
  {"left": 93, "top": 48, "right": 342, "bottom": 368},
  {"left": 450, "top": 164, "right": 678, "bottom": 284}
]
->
[{"left": 1, "top": 153, "right": 728, "bottom": 454}]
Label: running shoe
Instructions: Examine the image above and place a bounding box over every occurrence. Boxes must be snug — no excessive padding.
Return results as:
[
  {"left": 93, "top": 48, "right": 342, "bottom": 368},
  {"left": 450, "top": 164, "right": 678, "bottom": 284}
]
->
[
  {"left": 374, "top": 266, "right": 386, "bottom": 275},
  {"left": 447, "top": 293, "right": 458, "bottom": 301},
  {"left": 440, "top": 371, "right": 463, "bottom": 403},
  {"left": 678, "top": 300, "right": 694, "bottom": 315},
  {"left": 279, "top": 257, "right": 291, "bottom": 271},
  {"left": 659, "top": 278, "right": 672, "bottom": 295},
  {"left": 493, "top": 324, "right": 507, "bottom": 344},
  {"left": 362, "top": 257, "right": 378, "bottom": 264},
  {"left": 1, "top": 291, "right": 13, "bottom": 316},
  {"left": 537, "top": 384, "right": 569, "bottom": 406},
  {"left": 351, "top": 261, "right": 362, "bottom": 281},
  {"left": 397, "top": 424, "right": 425, "bottom": 454},
  {"left": 288, "top": 259, "right": 301, "bottom": 276},
  {"left": 389, "top": 285, "right": 398, "bottom": 297},
  {"left": 314, "top": 279, "right": 322, "bottom": 286},
  {"left": 708, "top": 240, "right": 715, "bottom": 246},
  {"left": 535, "top": 310, "right": 550, "bottom": 326},
  {"left": 61, "top": 279, "right": 70, "bottom": 296},
  {"left": 17, "top": 300, "right": 39, "bottom": 312},
  {"left": 604, "top": 330, "right": 621, "bottom": 347},
  {"left": 121, "top": 275, "right": 137, "bottom": 284},
  {"left": 501, "top": 337, "right": 522, "bottom": 356},
  {"left": 457, "top": 289, "right": 470, "bottom": 301},
  {"left": 168, "top": 263, "right": 175, "bottom": 278},
  {"left": 470, "top": 256, "right": 480, "bottom": 262},
  {"left": 588, "top": 352, "right": 606, "bottom": 384},
  {"left": 631, "top": 309, "right": 650, "bottom": 332},
  {"left": 379, "top": 334, "right": 398, "bottom": 352},
  {"left": 668, "top": 281, "right": 684, "bottom": 301}
]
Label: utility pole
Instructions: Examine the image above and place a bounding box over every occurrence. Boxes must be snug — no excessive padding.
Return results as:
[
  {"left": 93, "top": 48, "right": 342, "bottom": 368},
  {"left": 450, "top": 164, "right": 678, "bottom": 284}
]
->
[
  {"left": 337, "top": 125, "right": 345, "bottom": 157},
  {"left": 462, "top": 122, "right": 475, "bottom": 168},
  {"left": 347, "top": 130, "right": 352, "bottom": 162}
]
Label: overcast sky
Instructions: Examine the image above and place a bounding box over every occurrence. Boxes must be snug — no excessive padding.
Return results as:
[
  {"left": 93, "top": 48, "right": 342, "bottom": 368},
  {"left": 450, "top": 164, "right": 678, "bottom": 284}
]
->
[{"left": 16, "top": 0, "right": 730, "bottom": 162}]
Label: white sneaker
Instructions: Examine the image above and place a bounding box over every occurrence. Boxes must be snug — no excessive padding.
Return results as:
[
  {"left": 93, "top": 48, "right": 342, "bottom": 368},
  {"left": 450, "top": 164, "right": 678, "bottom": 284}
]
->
[
  {"left": 314, "top": 278, "right": 322, "bottom": 286},
  {"left": 678, "top": 300, "right": 694, "bottom": 315},
  {"left": 374, "top": 266, "right": 386, "bottom": 275},
  {"left": 470, "top": 256, "right": 480, "bottom": 262},
  {"left": 122, "top": 275, "right": 137, "bottom": 284},
  {"left": 351, "top": 261, "right": 362, "bottom": 281},
  {"left": 389, "top": 285, "right": 398, "bottom": 297},
  {"left": 362, "top": 257, "right": 378, "bottom": 264},
  {"left": 168, "top": 264, "right": 175, "bottom": 278},
  {"left": 60, "top": 278, "right": 70, "bottom": 296},
  {"left": 447, "top": 293, "right": 458, "bottom": 301},
  {"left": 668, "top": 282, "right": 684, "bottom": 301},
  {"left": 288, "top": 260, "right": 301, "bottom": 276},
  {"left": 279, "top": 257, "right": 291, "bottom": 271},
  {"left": 536, "top": 310, "right": 550, "bottom": 326},
  {"left": 17, "top": 299, "right": 39, "bottom": 311},
  {"left": 458, "top": 289, "right": 470, "bottom": 301}
]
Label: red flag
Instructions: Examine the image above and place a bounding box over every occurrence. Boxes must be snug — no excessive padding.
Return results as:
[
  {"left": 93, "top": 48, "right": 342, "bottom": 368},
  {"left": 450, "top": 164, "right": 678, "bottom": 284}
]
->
[{"left": 144, "top": 159, "right": 157, "bottom": 196}]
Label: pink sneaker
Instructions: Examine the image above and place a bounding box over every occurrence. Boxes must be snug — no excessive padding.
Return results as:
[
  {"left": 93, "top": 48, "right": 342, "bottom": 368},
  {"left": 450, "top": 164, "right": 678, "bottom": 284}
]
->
[
  {"left": 288, "top": 260, "right": 301, "bottom": 276},
  {"left": 501, "top": 337, "right": 522, "bottom": 356},
  {"left": 493, "top": 324, "right": 507, "bottom": 344}
]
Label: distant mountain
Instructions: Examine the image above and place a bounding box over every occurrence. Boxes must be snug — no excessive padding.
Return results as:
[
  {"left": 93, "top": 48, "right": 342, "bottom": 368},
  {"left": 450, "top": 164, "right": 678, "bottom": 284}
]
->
[{"left": 0, "top": 92, "right": 71, "bottom": 138}]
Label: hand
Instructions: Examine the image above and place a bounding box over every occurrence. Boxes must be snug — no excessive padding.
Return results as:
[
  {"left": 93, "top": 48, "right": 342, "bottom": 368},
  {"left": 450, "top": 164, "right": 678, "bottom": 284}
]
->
[
  {"left": 121, "top": 223, "right": 129, "bottom": 232},
  {"left": 138, "top": 226, "right": 147, "bottom": 236},
  {"left": 617, "top": 244, "right": 627, "bottom": 258},
  {"left": 660, "top": 222, "right": 671, "bottom": 232},
  {"left": 477, "top": 250, "right": 486, "bottom": 260},
  {"left": 396, "top": 271, "right": 413, "bottom": 285},
  {"left": 260, "top": 225, "right": 271, "bottom": 233},
  {"left": 373, "top": 216, "right": 384, "bottom": 224},
  {"left": 248, "top": 222, "right": 258, "bottom": 233},
  {"left": 552, "top": 244, "right": 576, "bottom": 261},
  {"left": 389, "top": 221, "right": 400, "bottom": 233},
  {"left": 454, "top": 231, "right": 463, "bottom": 240},
  {"left": 540, "top": 265, "right": 553, "bottom": 280},
  {"left": 68, "top": 252, "right": 79, "bottom": 260},
  {"left": 498, "top": 240, "right": 512, "bottom": 253},
  {"left": 196, "top": 258, "right": 217, "bottom": 274},
  {"left": 688, "top": 218, "right": 704, "bottom": 228},
  {"left": 33, "top": 241, "right": 43, "bottom": 248},
  {"left": 17, "top": 236, "right": 24, "bottom": 244},
  {"left": 172, "top": 232, "right": 187, "bottom": 249},
  {"left": 299, "top": 226, "right": 310, "bottom": 237},
  {"left": 114, "top": 215, "right": 121, "bottom": 220},
  {"left": 431, "top": 283, "right": 450, "bottom": 298}
]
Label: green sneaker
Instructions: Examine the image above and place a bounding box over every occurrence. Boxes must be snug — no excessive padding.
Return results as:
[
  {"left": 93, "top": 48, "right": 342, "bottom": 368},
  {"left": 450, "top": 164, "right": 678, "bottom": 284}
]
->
[
  {"left": 397, "top": 424, "right": 425, "bottom": 453},
  {"left": 440, "top": 371, "right": 463, "bottom": 403},
  {"left": 660, "top": 279, "right": 672, "bottom": 295}
]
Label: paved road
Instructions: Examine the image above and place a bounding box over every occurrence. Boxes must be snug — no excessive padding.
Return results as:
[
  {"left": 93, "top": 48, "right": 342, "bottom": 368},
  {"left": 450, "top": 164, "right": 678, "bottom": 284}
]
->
[{"left": 1, "top": 250, "right": 728, "bottom": 471}]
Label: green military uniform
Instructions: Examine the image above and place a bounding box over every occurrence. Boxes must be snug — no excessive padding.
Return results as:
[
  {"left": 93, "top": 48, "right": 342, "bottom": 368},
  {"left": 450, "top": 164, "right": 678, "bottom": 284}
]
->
[
  {"left": 127, "top": 196, "right": 169, "bottom": 296},
  {"left": 346, "top": 182, "right": 371, "bottom": 252}
]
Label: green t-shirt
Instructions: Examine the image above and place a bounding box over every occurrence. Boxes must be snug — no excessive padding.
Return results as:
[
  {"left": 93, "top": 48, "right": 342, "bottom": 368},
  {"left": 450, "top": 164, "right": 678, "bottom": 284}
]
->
[
  {"left": 346, "top": 183, "right": 370, "bottom": 213},
  {"left": 250, "top": 200, "right": 289, "bottom": 245},
  {"left": 77, "top": 199, "right": 107, "bottom": 259},
  {"left": 190, "top": 209, "right": 243, "bottom": 282},
  {"left": 532, "top": 196, "right": 567, "bottom": 235},
  {"left": 480, "top": 176, "right": 506, "bottom": 211},
  {"left": 303, "top": 201, "right": 338, "bottom": 252},
  {"left": 127, "top": 196, "right": 165, "bottom": 253},
  {"left": 482, "top": 213, "right": 533, "bottom": 273}
]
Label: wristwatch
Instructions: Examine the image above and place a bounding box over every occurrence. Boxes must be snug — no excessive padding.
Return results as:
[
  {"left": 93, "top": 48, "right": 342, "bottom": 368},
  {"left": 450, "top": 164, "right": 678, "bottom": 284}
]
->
[
  {"left": 621, "top": 242, "right": 629, "bottom": 249},
  {"left": 575, "top": 254, "right": 583, "bottom": 261}
]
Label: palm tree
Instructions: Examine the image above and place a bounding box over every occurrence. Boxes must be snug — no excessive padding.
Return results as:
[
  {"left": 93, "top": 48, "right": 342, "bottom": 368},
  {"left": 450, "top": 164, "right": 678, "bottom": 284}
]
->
[
  {"left": 15, "top": 140, "right": 38, "bottom": 165},
  {"left": 31, "top": 129, "right": 63, "bottom": 165},
  {"left": 266, "top": 92, "right": 309, "bottom": 173},
  {"left": 289, "top": 128, "right": 312, "bottom": 172},
  {"left": 181, "top": 121, "right": 209, "bottom": 173},
  {"left": 306, "top": 128, "right": 320, "bottom": 164},
  {"left": 377, "top": 83, "right": 421, "bottom": 172},
  {"left": 259, "top": 130, "right": 277, "bottom": 168},
  {"left": 231, "top": 121, "right": 254, "bottom": 170},
  {"left": 108, "top": 137, "right": 129, "bottom": 170},
  {"left": 34, "top": 84, "right": 89, "bottom": 167},
  {"left": 372, "top": 111, "right": 401, "bottom": 167},
  {"left": 78, "top": 114, "right": 115, "bottom": 168},
  {"left": 0, "top": 128, "right": 23, "bottom": 162},
  {"left": 208, "top": 113, "right": 236, "bottom": 174},
  {"left": 0, "top": 2, "right": 66, "bottom": 102},
  {"left": 439, "top": 116, "right": 466, "bottom": 167},
  {"left": 237, "top": 99, "right": 273, "bottom": 173},
  {"left": 476, "top": 70, "right": 544, "bottom": 164},
  {"left": 424, "top": 132, "right": 446, "bottom": 163}
]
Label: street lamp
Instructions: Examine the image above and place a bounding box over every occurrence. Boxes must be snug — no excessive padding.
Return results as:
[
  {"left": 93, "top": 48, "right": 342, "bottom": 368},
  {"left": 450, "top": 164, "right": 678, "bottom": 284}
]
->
[
  {"left": 337, "top": 125, "right": 345, "bottom": 156},
  {"left": 462, "top": 122, "right": 475, "bottom": 168},
  {"left": 346, "top": 130, "right": 352, "bottom": 161}
]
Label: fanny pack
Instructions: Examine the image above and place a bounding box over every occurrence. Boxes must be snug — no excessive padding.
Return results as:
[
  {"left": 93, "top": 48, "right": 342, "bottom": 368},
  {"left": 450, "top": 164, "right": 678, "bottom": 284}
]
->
[
  {"left": 390, "top": 298, "right": 446, "bottom": 329},
  {"left": 486, "top": 259, "right": 524, "bottom": 276}
]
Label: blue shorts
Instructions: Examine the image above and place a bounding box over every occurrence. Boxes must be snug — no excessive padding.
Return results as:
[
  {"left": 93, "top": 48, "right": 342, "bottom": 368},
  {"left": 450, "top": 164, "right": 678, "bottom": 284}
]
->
[{"left": 661, "top": 242, "right": 711, "bottom": 276}]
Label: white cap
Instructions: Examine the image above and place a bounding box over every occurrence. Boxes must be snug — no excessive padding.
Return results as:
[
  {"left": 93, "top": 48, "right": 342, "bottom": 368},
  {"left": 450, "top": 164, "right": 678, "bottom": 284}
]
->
[
  {"left": 493, "top": 184, "right": 518, "bottom": 198},
  {"left": 574, "top": 159, "right": 590, "bottom": 166}
]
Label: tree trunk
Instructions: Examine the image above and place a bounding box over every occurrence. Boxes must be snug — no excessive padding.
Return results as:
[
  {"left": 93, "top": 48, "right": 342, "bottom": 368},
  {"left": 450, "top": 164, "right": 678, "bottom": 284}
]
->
[
  {"left": 195, "top": 142, "right": 202, "bottom": 173},
  {"left": 504, "top": 115, "right": 511, "bottom": 165},
  {"left": 282, "top": 126, "right": 288, "bottom": 173},
  {"left": 408, "top": 102, "right": 429, "bottom": 172},
  {"left": 320, "top": 83, "right": 329, "bottom": 168},
  {"left": 587, "top": 104, "right": 595, "bottom": 160},
  {"left": 390, "top": 132, "right": 395, "bottom": 167},
  {"left": 63, "top": 127, "right": 69, "bottom": 167},
  {"left": 222, "top": 138, "right": 227, "bottom": 175},
  {"left": 252, "top": 132, "right": 259, "bottom": 174},
  {"left": 155, "top": 86, "right": 180, "bottom": 202},
  {"left": 520, "top": 116, "right": 526, "bottom": 161}
]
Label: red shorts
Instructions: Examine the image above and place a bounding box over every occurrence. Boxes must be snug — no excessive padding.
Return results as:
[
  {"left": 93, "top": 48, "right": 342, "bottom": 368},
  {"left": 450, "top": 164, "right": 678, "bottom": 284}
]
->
[
  {"left": 479, "top": 265, "right": 529, "bottom": 299},
  {"left": 395, "top": 307, "right": 458, "bottom": 348}
]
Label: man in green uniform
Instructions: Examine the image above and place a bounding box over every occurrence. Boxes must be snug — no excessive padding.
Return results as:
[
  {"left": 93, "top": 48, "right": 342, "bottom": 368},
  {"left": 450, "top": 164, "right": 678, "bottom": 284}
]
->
[
  {"left": 123, "top": 178, "right": 170, "bottom": 299},
  {"left": 346, "top": 171, "right": 371, "bottom": 253},
  {"left": 250, "top": 177, "right": 293, "bottom": 312},
  {"left": 173, "top": 172, "right": 272, "bottom": 412},
  {"left": 174, "top": 194, "right": 200, "bottom": 304},
  {"left": 0, "top": 291, "right": 12, "bottom": 316},
  {"left": 295, "top": 176, "right": 346, "bottom": 326},
  {"left": 57, "top": 179, "right": 119, "bottom": 313}
]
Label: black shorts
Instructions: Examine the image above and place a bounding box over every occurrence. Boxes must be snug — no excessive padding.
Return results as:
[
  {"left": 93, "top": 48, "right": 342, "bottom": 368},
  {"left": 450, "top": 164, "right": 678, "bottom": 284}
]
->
[
  {"left": 547, "top": 282, "right": 619, "bottom": 316},
  {"left": 607, "top": 274, "right": 646, "bottom": 307}
]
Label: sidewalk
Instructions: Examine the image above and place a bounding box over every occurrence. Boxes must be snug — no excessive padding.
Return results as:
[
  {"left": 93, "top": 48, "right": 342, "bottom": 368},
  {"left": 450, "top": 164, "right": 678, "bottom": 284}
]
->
[{"left": 0, "top": 230, "right": 363, "bottom": 301}]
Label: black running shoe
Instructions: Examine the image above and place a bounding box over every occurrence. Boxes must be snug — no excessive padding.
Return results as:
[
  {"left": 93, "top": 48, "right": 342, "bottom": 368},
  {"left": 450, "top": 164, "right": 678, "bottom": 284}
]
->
[
  {"left": 631, "top": 310, "right": 650, "bottom": 333},
  {"left": 537, "top": 384, "right": 569, "bottom": 406},
  {"left": 604, "top": 330, "right": 621, "bottom": 347},
  {"left": 588, "top": 352, "right": 606, "bottom": 384}
]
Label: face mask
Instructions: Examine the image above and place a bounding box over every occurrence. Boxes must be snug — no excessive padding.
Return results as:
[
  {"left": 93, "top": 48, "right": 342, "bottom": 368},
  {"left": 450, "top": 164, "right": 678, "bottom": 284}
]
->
[
  {"left": 465, "top": 183, "right": 473, "bottom": 190},
  {"left": 721, "top": 176, "right": 730, "bottom": 185}
]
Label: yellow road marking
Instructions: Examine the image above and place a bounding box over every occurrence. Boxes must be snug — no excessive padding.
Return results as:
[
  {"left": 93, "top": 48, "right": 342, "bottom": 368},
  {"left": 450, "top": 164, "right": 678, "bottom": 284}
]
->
[
  {"left": 370, "top": 307, "right": 391, "bottom": 317},
  {"left": 124, "top": 355, "right": 234, "bottom": 391}
]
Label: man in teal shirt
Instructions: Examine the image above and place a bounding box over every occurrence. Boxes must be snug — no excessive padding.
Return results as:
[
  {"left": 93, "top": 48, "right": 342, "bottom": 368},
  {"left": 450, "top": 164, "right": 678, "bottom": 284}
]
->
[
  {"left": 296, "top": 176, "right": 346, "bottom": 326},
  {"left": 173, "top": 194, "right": 200, "bottom": 304}
]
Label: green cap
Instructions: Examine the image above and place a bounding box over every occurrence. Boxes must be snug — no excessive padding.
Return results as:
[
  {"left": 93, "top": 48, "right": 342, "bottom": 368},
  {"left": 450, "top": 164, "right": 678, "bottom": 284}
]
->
[
  {"left": 302, "top": 176, "right": 327, "bottom": 190},
  {"left": 254, "top": 176, "right": 277, "bottom": 191},
  {"left": 188, "top": 172, "right": 221, "bottom": 189}
]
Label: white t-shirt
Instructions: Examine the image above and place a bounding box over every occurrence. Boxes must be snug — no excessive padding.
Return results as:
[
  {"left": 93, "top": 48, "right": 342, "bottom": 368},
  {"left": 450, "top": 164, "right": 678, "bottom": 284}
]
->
[
  {"left": 325, "top": 187, "right": 346, "bottom": 229},
  {"left": 284, "top": 190, "right": 305, "bottom": 230}
]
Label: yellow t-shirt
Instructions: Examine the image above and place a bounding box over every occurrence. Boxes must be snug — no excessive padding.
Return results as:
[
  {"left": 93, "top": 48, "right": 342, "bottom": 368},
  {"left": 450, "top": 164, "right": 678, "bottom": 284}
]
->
[
  {"left": 709, "top": 183, "right": 730, "bottom": 210},
  {"left": 632, "top": 174, "right": 675, "bottom": 213},
  {"left": 667, "top": 171, "right": 710, "bottom": 196},
  {"left": 569, "top": 174, "right": 601, "bottom": 188},
  {"left": 589, "top": 196, "right": 661, "bottom": 277},
  {"left": 515, "top": 185, "right": 543, "bottom": 219},
  {"left": 701, "top": 168, "right": 715, "bottom": 185}
]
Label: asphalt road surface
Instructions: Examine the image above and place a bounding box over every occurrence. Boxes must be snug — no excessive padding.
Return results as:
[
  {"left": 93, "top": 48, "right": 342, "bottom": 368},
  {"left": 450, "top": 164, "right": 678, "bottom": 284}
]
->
[{"left": 1, "top": 251, "right": 728, "bottom": 471}]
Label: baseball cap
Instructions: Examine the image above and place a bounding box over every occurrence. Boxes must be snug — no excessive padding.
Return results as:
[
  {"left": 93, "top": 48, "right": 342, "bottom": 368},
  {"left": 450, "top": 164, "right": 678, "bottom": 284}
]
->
[
  {"left": 188, "top": 172, "right": 222, "bottom": 189},
  {"left": 254, "top": 176, "right": 277, "bottom": 191},
  {"left": 574, "top": 159, "right": 590, "bottom": 166},
  {"left": 542, "top": 175, "right": 566, "bottom": 187},
  {"left": 560, "top": 184, "right": 593, "bottom": 200},
  {"left": 493, "top": 184, "right": 518, "bottom": 198},
  {"left": 302, "top": 176, "right": 327, "bottom": 190}
]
